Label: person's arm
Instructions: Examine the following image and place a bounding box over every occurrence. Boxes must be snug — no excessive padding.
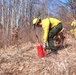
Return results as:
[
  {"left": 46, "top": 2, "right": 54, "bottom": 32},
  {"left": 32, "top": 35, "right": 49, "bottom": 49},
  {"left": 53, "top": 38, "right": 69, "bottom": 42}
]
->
[
  {"left": 43, "top": 26, "right": 49, "bottom": 43},
  {"left": 43, "top": 26, "right": 49, "bottom": 50}
]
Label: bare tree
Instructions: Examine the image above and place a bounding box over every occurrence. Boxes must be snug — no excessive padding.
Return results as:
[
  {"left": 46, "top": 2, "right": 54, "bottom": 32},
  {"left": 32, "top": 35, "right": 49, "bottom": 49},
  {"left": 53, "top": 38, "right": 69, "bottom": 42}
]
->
[
  {"left": 11, "top": 0, "right": 16, "bottom": 34},
  {"left": 58, "top": 0, "right": 76, "bottom": 19},
  {"left": 1, "top": 0, "right": 6, "bottom": 35},
  {"left": 6, "top": 0, "right": 11, "bottom": 38},
  {"left": 1, "top": 0, "right": 6, "bottom": 47}
]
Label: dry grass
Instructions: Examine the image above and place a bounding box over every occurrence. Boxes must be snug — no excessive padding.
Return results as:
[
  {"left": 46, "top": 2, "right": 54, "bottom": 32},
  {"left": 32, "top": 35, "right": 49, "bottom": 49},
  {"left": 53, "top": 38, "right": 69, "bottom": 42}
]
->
[
  {"left": 0, "top": 32, "right": 76, "bottom": 75},
  {"left": 0, "top": 28, "right": 76, "bottom": 75}
]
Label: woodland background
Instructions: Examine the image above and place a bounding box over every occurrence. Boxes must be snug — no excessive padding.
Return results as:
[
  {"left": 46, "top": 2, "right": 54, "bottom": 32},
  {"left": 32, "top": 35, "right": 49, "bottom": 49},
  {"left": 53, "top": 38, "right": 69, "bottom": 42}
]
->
[
  {"left": 0, "top": 0, "right": 76, "bottom": 48},
  {"left": 0, "top": 0, "right": 76, "bottom": 75}
]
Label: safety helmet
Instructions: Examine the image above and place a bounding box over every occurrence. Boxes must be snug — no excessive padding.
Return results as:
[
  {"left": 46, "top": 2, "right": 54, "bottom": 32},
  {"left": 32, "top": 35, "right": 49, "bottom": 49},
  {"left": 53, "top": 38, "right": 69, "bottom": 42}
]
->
[{"left": 32, "top": 18, "right": 40, "bottom": 25}]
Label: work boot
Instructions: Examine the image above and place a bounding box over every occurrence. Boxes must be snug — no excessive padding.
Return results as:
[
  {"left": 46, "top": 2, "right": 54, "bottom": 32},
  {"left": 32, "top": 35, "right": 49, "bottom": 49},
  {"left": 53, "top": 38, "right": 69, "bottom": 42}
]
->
[
  {"left": 44, "top": 49, "right": 51, "bottom": 55},
  {"left": 46, "top": 51, "right": 58, "bottom": 57}
]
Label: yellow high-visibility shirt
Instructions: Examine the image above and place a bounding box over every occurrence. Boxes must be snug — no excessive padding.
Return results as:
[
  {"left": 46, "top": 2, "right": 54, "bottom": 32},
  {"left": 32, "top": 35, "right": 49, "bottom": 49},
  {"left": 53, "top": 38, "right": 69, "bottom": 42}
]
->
[
  {"left": 42, "top": 18, "right": 61, "bottom": 42},
  {"left": 71, "top": 20, "right": 76, "bottom": 26}
]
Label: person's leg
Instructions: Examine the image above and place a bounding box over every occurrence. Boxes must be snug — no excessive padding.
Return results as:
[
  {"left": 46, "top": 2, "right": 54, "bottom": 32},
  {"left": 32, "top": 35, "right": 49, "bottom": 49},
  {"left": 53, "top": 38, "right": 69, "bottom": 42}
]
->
[{"left": 48, "top": 23, "right": 63, "bottom": 53}]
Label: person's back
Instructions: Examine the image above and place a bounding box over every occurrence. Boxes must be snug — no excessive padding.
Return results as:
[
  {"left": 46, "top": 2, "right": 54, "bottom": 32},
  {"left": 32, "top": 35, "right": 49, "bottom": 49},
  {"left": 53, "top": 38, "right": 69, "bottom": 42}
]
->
[{"left": 42, "top": 18, "right": 61, "bottom": 28}]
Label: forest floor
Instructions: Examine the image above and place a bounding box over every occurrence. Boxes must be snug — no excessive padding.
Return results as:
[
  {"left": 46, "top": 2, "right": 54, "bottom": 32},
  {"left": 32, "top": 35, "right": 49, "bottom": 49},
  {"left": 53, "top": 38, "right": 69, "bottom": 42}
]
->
[{"left": 0, "top": 32, "right": 76, "bottom": 75}]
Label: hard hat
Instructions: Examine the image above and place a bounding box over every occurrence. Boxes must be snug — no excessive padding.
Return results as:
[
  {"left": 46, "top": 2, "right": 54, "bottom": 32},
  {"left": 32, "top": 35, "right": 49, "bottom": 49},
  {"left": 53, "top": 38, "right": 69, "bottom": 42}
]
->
[{"left": 32, "top": 18, "right": 40, "bottom": 25}]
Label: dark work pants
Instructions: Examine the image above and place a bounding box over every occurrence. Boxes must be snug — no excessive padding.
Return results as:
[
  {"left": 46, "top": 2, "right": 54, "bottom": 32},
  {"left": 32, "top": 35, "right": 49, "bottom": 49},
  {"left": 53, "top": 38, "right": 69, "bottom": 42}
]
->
[{"left": 48, "top": 23, "right": 63, "bottom": 52}]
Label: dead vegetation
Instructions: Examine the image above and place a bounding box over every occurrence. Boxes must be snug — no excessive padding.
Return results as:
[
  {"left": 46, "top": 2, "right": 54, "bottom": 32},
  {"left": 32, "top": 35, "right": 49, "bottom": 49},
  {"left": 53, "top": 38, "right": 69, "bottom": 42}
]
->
[
  {"left": 0, "top": 0, "right": 76, "bottom": 74},
  {"left": 0, "top": 31, "right": 76, "bottom": 75}
]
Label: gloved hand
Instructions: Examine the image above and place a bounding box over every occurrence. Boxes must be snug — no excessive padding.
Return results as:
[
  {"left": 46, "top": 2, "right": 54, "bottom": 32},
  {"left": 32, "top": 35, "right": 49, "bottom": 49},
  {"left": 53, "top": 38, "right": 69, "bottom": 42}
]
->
[{"left": 43, "top": 42, "right": 47, "bottom": 50}]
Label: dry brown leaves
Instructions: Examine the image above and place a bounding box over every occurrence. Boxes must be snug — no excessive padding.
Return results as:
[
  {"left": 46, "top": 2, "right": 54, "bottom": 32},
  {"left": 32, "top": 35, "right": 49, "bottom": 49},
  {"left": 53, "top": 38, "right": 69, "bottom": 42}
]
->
[{"left": 0, "top": 32, "right": 76, "bottom": 75}]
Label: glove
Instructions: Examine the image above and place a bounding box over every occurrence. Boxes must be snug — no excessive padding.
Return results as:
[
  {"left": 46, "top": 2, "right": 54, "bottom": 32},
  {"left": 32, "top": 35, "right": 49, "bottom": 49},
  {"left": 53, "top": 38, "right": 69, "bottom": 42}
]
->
[{"left": 43, "top": 42, "right": 47, "bottom": 50}]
